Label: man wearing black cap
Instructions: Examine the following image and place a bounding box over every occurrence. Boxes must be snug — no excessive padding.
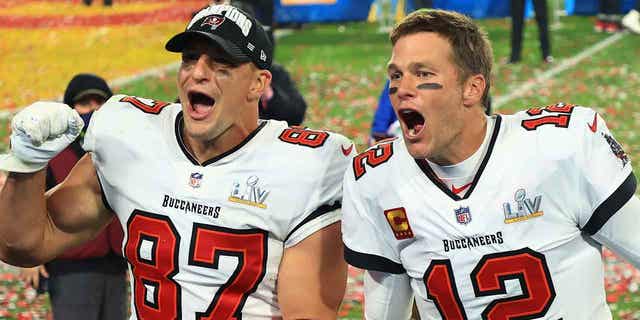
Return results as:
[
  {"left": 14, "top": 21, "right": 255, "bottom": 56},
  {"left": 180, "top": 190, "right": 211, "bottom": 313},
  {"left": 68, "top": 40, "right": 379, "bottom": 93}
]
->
[
  {"left": 0, "top": 4, "right": 351, "bottom": 319},
  {"left": 18, "top": 73, "right": 127, "bottom": 320},
  {"left": 63, "top": 73, "right": 113, "bottom": 115}
]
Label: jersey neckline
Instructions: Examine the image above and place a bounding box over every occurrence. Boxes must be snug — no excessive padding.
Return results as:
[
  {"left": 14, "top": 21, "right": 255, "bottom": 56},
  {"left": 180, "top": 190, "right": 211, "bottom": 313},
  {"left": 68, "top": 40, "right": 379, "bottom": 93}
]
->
[
  {"left": 174, "top": 112, "right": 267, "bottom": 166},
  {"left": 414, "top": 114, "right": 502, "bottom": 201}
]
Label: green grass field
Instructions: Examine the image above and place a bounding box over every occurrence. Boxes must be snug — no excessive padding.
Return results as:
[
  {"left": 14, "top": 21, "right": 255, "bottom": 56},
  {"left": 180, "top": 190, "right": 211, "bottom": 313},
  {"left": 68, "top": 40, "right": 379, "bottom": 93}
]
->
[{"left": 1, "top": 14, "right": 639, "bottom": 320}]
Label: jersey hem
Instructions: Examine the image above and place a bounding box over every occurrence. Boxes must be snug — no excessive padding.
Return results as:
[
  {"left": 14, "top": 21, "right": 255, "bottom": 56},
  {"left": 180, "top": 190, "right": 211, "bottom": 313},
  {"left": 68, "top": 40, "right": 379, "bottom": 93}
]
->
[
  {"left": 344, "top": 245, "right": 405, "bottom": 274},
  {"left": 285, "top": 201, "right": 341, "bottom": 242}
]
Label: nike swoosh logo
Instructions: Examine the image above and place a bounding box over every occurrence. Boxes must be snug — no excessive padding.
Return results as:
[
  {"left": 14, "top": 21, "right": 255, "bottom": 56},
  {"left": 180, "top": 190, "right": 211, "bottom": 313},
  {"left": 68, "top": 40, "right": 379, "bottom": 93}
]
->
[
  {"left": 451, "top": 182, "right": 472, "bottom": 195},
  {"left": 341, "top": 144, "right": 353, "bottom": 156},
  {"left": 588, "top": 112, "right": 598, "bottom": 133}
]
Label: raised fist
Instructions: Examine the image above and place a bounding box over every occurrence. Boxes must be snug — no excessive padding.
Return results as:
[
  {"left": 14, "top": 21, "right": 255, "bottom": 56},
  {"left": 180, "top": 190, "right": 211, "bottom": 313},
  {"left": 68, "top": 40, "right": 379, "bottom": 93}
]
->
[{"left": 0, "top": 102, "right": 84, "bottom": 173}]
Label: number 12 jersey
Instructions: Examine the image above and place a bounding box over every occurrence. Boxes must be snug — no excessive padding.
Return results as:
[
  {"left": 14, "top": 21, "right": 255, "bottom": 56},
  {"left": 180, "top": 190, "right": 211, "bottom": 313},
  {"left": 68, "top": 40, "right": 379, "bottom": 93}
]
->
[{"left": 343, "top": 104, "right": 637, "bottom": 319}]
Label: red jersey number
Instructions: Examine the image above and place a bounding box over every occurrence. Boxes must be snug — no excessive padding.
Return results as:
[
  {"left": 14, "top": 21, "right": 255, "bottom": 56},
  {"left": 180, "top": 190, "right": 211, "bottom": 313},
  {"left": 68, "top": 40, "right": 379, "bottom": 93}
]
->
[
  {"left": 353, "top": 143, "right": 393, "bottom": 180},
  {"left": 126, "top": 211, "right": 180, "bottom": 320},
  {"left": 121, "top": 96, "right": 170, "bottom": 114},
  {"left": 189, "top": 224, "right": 267, "bottom": 320},
  {"left": 423, "top": 248, "right": 556, "bottom": 320},
  {"left": 125, "top": 211, "right": 268, "bottom": 320},
  {"left": 278, "top": 127, "right": 329, "bottom": 148},
  {"left": 521, "top": 103, "right": 575, "bottom": 131}
]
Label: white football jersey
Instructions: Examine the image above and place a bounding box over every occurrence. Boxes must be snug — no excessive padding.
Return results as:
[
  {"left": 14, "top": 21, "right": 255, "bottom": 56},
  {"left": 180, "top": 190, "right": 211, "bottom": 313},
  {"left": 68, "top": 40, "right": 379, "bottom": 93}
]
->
[
  {"left": 84, "top": 95, "right": 354, "bottom": 320},
  {"left": 343, "top": 104, "right": 636, "bottom": 320}
]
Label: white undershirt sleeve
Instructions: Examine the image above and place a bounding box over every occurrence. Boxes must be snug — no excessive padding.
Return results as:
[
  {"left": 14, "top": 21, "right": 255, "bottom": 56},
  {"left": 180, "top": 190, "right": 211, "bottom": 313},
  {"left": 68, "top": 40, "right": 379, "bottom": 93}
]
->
[
  {"left": 363, "top": 270, "right": 413, "bottom": 320},
  {"left": 592, "top": 195, "right": 640, "bottom": 269}
]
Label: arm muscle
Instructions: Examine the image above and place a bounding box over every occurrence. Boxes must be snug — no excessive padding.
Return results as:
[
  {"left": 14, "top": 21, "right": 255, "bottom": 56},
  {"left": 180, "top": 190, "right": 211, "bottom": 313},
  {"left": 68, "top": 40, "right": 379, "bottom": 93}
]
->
[
  {"left": 0, "top": 154, "right": 113, "bottom": 266},
  {"left": 278, "top": 222, "right": 347, "bottom": 319}
]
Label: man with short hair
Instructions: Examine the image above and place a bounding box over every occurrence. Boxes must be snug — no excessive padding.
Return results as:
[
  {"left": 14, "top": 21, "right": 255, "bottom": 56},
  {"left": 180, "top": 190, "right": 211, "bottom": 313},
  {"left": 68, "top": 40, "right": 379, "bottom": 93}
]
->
[
  {"left": 0, "top": 4, "right": 351, "bottom": 319},
  {"left": 342, "top": 9, "right": 640, "bottom": 319}
]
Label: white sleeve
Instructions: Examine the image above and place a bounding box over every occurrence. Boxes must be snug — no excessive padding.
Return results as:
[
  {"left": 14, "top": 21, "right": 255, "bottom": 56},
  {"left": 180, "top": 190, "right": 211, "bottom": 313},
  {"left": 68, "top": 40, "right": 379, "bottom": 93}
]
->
[
  {"left": 283, "top": 134, "right": 353, "bottom": 248},
  {"left": 592, "top": 195, "right": 640, "bottom": 268},
  {"left": 573, "top": 109, "right": 636, "bottom": 234},
  {"left": 82, "top": 94, "right": 124, "bottom": 153},
  {"left": 363, "top": 271, "right": 413, "bottom": 320},
  {"left": 341, "top": 166, "right": 405, "bottom": 274}
]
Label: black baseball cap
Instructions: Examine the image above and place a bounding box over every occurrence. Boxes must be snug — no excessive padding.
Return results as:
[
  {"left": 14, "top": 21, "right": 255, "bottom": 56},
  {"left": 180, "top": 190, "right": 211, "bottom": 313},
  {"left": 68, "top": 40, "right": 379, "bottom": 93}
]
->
[
  {"left": 165, "top": 4, "right": 272, "bottom": 70},
  {"left": 63, "top": 73, "right": 113, "bottom": 107}
]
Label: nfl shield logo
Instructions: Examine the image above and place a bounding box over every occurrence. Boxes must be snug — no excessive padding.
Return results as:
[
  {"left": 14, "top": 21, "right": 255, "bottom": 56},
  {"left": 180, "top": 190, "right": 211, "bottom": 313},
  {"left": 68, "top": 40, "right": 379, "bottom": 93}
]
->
[
  {"left": 455, "top": 206, "right": 472, "bottom": 225},
  {"left": 189, "top": 172, "right": 203, "bottom": 188}
]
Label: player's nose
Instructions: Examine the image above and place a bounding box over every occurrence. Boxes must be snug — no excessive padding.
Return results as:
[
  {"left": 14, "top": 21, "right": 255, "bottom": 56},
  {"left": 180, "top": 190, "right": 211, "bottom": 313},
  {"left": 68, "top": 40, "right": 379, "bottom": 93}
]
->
[
  {"left": 396, "top": 76, "right": 417, "bottom": 100},
  {"left": 191, "top": 55, "right": 211, "bottom": 83}
]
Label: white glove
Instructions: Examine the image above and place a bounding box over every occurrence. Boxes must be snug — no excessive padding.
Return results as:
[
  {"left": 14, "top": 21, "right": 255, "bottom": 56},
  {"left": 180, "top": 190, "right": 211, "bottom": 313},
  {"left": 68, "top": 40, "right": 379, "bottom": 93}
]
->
[{"left": 0, "top": 102, "right": 84, "bottom": 173}]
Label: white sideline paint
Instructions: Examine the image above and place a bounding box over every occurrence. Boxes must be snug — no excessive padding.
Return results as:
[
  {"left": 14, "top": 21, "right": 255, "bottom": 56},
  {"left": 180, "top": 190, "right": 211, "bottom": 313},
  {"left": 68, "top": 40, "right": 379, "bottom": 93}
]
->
[
  {"left": 109, "top": 62, "right": 180, "bottom": 89},
  {"left": 493, "top": 32, "right": 627, "bottom": 110}
]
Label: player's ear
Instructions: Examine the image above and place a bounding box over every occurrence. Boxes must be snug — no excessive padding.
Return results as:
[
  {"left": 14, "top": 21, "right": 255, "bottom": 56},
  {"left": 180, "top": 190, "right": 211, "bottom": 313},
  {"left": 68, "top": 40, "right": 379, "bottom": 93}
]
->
[
  {"left": 462, "top": 73, "right": 486, "bottom": 108},
  {"left": 248, "top": 67, "right": 272, "bottom": 102}
]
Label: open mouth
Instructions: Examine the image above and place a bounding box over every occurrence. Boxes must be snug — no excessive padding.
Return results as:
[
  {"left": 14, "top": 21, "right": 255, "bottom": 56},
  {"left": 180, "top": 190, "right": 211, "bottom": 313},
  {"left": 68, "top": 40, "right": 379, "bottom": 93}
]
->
[
  {"left": 398, "top": 109, "right": 425, "bottom": 137},
  {"left": 188, "top": 91, "right": 215, "bottom": 117}
]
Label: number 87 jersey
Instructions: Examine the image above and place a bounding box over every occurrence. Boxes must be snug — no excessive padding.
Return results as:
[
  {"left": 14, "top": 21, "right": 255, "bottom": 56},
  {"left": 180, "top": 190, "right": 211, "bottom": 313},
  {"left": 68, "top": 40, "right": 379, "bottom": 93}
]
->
[
  {"left": 84, "top": 96, "right": 354, "bottom": 319},
  {"left": 342, "top": 104, "right": 638, "bottom": 320}
]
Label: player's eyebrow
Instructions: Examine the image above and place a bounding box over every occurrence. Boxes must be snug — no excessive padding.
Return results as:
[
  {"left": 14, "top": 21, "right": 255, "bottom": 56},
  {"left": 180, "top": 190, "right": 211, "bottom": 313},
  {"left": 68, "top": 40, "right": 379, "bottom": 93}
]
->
[
  {"left": 409, "top": 62, "right": 436, "bottom": 72},
  {"left": 386, "top": 63, "right": 399, "bottom": 74}
]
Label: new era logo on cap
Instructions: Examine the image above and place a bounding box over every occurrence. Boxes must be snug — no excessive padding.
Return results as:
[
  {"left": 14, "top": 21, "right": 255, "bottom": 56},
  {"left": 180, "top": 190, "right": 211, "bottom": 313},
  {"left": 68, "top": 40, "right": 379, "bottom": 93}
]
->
[{"left": 165, "top": 4, "right": 272, "bottom": 70}]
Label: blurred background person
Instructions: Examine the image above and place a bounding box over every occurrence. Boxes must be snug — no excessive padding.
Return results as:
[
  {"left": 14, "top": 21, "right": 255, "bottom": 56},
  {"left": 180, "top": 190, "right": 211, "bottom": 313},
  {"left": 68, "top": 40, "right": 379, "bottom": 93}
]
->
[
  {"left": 595, "top": 0, "right": 622, "bottom": 32},
  {"left": 622, "top": 1, "right": 640, "bottom": 33},
  {"left": 83, "top": 0, "right": 113, "bottom": 7},
  {"left": 510, "top": 0, "right": 553, "bottom": 63},
  {"left": 246, "top": 0, "right": 276, "bottom": 45},
  {"left": 369, "top": 81, "right": 398, "bottom": 144},
  {"left": 259, "top": 62, "right": 308, "bottom": 126},
  {"left": 231, "top": 0, "right": 308, "bottom": 125},
  {"left": 19, "top": 73, "right": 127, "bottom": 320}
]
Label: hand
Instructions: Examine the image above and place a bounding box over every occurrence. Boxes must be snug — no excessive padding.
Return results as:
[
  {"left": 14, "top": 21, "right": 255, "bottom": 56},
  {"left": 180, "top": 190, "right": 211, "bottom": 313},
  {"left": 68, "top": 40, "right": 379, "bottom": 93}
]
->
[
  {"left": 0, "top": 102, "right": 84, "bottom": 173},
  {"left": 19, "top": 265, "right": 49, "bottom": 289}
]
